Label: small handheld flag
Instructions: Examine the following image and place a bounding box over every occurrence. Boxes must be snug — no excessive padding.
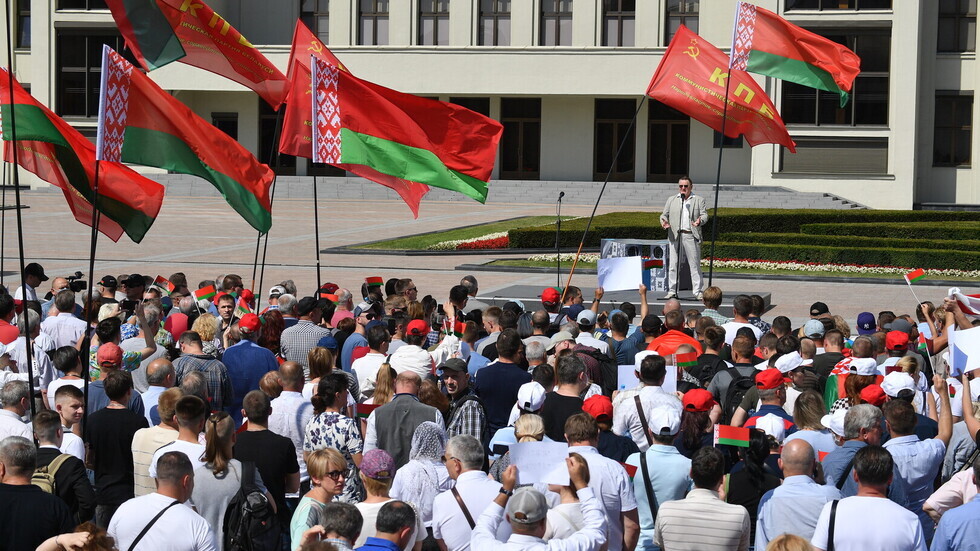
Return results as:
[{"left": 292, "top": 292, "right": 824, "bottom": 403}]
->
[
  {"left": 236, "top": 297, "right": 252, "bottom": 316},
  {"left": 193, "top": 285, "right": 217, "bottom": 302},
  {"left": 365, "top": 277, "right": 384, "bottom": 287},
  {"left": 643, "top": 258, "right": 664, "bottom": 270},
  {"left": 904, "top": 268, "right": 926, "bottom": 284},
  {"left": 677, "top": 352, "right": 699, "bottom": 368},
  {"left": 714, "top": 425, "right": 750, "bottom": 447},
  {"left": 153, "top": 275, "right": 175, "bottom": 294},
  {"left": 357, "top": 403, "right": 380, "bottom": 419},
  {"left": 620, "top": 462, "right": 638, "bottom": 480}
]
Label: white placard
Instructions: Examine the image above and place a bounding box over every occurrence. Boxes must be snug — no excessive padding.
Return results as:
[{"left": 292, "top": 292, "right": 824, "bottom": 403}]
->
[
  {"left": 597, "top": 256, "right": 643, "bottom": 292},
  {"left": 510, "top": 441, "right": 570, "bottom": 486},
  {"left": 618, "top": 365, "right": 639, "bottom": 391}
]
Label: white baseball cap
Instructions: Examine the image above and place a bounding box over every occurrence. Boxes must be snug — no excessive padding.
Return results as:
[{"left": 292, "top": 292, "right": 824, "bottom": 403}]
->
[
  {"left": 849, "top": 358, "right": 878, "bottom": 377},
  {"left": 820, "top": 408, "right": 848, "bottom": 437},
  {"left": 775, "top": 352, "right": 804, "bottom": 374},
  {"left": 755, "top": 413, "right": 786, "bottom": 444},
  {"left": 648, "top": 404, "right": 681, "bottom": 436},
  {"left": 516, "top": 382, "right": 546, "bottom": 413},
  {"left": 881, "top": 372, "right": 916, "bottom": 398}
]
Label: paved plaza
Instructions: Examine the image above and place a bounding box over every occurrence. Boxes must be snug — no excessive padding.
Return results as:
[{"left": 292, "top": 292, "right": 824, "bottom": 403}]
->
[{"left": 6, "top": 190, "right": 977, "bottom": 327}]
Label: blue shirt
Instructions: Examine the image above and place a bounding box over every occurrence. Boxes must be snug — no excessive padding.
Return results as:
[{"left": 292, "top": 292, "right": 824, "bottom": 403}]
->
[
  {"left": 884, "top": 434, "right": 947, "bottom": 542},
  {"left": 931, "top": 495, "right": 980, "bottom": 551},
  {"left": 626, "top": 444, "right": 692, "bottom": 551},
  {"left": 87, "top": 380, "right": 145, "bottom": 416},
  {"left": 341, "top": 333, "right": 368, "bottom": 373},
  {"left": 755, "top": 475, "right": 841, "bottom": 550},
  {"left": 356, "top": 537, "right": 402, "bottom": 551},
  {"left": 822, "top": 440, "right": 912, "bottom": 509},
  {"left": 467, "top": 351, "right": 490, "bottom": 377},
  {"left": 140, "top": 386, "right": 166, "bottom": 425},
  {"left": 221, "top": 340, "right": 278, "bottom": 426},
  {"left": 474, "top": 360, "right": 532, "bottom": 436}
]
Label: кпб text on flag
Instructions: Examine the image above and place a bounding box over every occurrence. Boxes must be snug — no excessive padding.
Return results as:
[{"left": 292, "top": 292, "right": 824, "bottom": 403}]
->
[
  {"left": 278, "top": 21, "right": 429, "bottom": 217},
  {"left": 310, "top": 57, "right": 503, "bottom": 203},
  {"left": 730, "top": 1, "right": 861, "bottom": 106},
  {"left": 105, "top": 0, "right": 288, "bottom": 107},
  {"left": 0, "top": 69, "right": 163, "bottom": 243},
  {"left": 96, "top": 45, "right": 274, "bottom": 233},
  {"left": 647, "top": 25, "right": 796, "bottom": 152}
]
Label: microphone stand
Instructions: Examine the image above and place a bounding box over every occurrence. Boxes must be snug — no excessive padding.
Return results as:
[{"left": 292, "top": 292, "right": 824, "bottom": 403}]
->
[{"left": 556, "top": 191, "right": 564, "bottom": 287}]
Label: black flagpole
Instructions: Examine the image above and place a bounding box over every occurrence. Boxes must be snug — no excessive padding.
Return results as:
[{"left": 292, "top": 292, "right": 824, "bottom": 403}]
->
[
  {"left": 312, "top": 170, "right": 322, "bottom": 289},
  {"left": 252, "top": 106, "right": 284, "bottom": 309},
  {"left": 3, "top": 4, "right": 35, "bottom": 420},
  {"left": 707, "top": 46, "right": 739, "bottom": 287},
  {"left": 81, "top": 159, "right": 102, "bottom": 439}
]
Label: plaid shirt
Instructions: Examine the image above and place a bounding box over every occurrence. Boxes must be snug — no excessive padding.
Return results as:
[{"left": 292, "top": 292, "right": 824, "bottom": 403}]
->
[
  {"left": 447, "top": 387, "right": 487, "bottom": 444},
  {"left": 280, "top": 320, "right": 331, "bottom": 372},
  {"left": 701, "top": 308, "right": 731, "bottom": 326},
  {"left": 172, "top": 353, "right": 233, "bottom": 411}
]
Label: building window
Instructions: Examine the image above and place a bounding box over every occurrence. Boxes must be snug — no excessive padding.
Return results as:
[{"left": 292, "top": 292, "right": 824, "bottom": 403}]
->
[
  {"left": 500, "top": 98, "right": 541, "bottom": 180},
  {"left": 938, "top": 0, "right": 976, "bottom": 53},
  {"left": 479, "top": 0, "right": 511, "bottom": 46},
  {"left": 780, "top": 137, "right": 888, "bottom": 174},
  {"left": 419, "top": 0, "right": 449, "bottom": 46},
  {"left": 541, "top": 0, "right": 572, "bottom": 46},
  {"left": 449, "top": 97, "right": 491, "bottom": 117},
  {"left": 16, "top": 0, "right": 29, "bottom": 48},
  {"left": 934, "top": 93, "right": 973, "bottom": 167},
  {"left": 785, "top": 0, "right": 891, "bottom": 9},
  {"left": 259, "top": 103, "right": 297, "bottom": 176},
  {"left": 603, "top": 0, "right": 635, "bottom": 47},
  {"left": 781, "top": 29, "right": 889, "bottom": 126},
  {"left": 594, "top": 99, "right": 636, "bottom": 181},
  {"left": 211, "top": 113, "right": 239, "bottom": 141},
  {"left": 56, "top": 32, "right": 133, "bottom": 117},
  {"left": 713, "top": 132, "right": 743, "bottom": 149},
  {"left": 648, "top": 102, "right": 689, "bottom": 182},
  {"left": 56, "top": 0, "right": 107, "bottom": 9},
  {"left": 300, "top": 0, "right": 330, "bottom": 44},
  {"left": 359, "top": 0, "right": 389, "bottom": 46},
  {"left": 665, "top": 1, "right": 698, "bottom": 44}
]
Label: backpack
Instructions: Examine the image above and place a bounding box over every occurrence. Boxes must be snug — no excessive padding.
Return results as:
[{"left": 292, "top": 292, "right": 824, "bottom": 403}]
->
[
  {"left": 224, "top": 462, "right": 281, "bottom": 551},
  {"left": 721, "top": 368, "right": 756, "bottom": 425},
  {"left": 577, "top": 347, "right": 619, "bottom": 397},
  {"left": 696, "top": 355, "right": 728, "bottom": 387},
  {"left": 32, "top": 454, "right": 71, "bottom": 494}
]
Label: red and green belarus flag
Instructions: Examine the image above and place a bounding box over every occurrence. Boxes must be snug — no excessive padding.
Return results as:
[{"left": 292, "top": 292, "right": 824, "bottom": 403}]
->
[
  {"left": 714, "top": 425, "right": 750, "bottom": 447},
  {"left": 310, "top": 56, "right": 503, "bottom": 204},
  {"left": 193, "top": 285, "right": 217, "bottom": 302},
  {"left": 677, "top": 352, "right": 699, "bottom": 369},
  {"left": 104, "top": 0, "right": 288, "bottom": 107},
  {"left": 730, "top": 2, "right": 861, "bottom": 106},
  {"left": 643, "top": 257, "right": 664, "bottom": 270},
  {"left": 153, "top": 275, "right": 175, "bottom": 294},
  {"left": 357, "top": 402, "right": 380, "bottom": 419},
  {"left": 905, "top": 268, "right": 926, "bottom": 284},
  {"left": 236, "top": 297, "right": 252, "bottom": 316},
  {"left": 0, "top": 69, "right": 163, "bottom": 242},
  {"left": 96, "top": 45, "right": 274, "bottom": 233},
  {"left": 365, "top": 277, "right": 384, "bottom": 288}
]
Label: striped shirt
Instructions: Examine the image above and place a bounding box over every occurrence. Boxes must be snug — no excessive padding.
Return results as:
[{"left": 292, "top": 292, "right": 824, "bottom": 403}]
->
[{"left": 655, "top": 488, "right": 750, "bottom": 551}]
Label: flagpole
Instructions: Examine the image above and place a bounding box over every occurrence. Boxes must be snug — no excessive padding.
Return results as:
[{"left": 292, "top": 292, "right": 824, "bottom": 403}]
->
[
  {"left": 256, "top": 108, "right": 286, "bottom": 314},
  {"left": 3, "top": 3, "right": 35, "bottom": 421},
  {"left": 312, "top": 170, "right": 322, "bottom": 289},
  {"left": 559, "top": 96, "right": 647, "bottom": 304},
  {"left": 80, "top": 159, "right": 102, "bottom": 439},
  {"left": 251, "top": 107, "right": 285, "bottom": 298},
  {"left": 1, "top": 162, "right": 6, "bottom": 285}
]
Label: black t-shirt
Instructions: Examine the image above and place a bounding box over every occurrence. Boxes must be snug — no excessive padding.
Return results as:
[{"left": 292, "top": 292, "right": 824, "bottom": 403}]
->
[
  {"left": 85, "top": 407, "right": 148, "bottom": 506},
  {"left": 540, "top": 392, "right": 584, "bottom": 442},
  {"left": 597, "top": 429, "right": 640, "bottom": 463},
  {"left": 0, "top": 484, "right": 74, "bottom": 551},
  {"left": 234, "top": 429, "right": 300, "bottom": 526},
  {"left": 727, "top": 467, "right": 781, "bottom": 542},
  {"left": 811, "top": 352, "right": 845, "bottom": 379}
]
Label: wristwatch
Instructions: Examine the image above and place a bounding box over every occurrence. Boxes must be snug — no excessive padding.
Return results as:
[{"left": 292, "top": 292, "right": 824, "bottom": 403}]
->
[{"left": 499, "top": 488, "right": 514, "bottom": 497}]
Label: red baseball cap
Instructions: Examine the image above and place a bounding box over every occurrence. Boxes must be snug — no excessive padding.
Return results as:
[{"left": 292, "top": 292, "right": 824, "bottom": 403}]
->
[
  {"left": 406, "top": 319, "right": 429, "bottom": 337},
  {"left": 320, "top": 282, "right": 340, "bottom": 295},
  {"left": 860, "top": 384, "right": 887, "bottom": 407},
  {"left": 541, "top": 287, "right": 561, "bottom": 304},
  {"left": 239, "top": 288, "right": 254, "bottom": 304},
  {"left": 755, "top": 369, "right": 784, "bottom": 391},
  {"left": 582, "top": 395, "right": 614, "bottom": 421},
  {"left": 96, "top": 343, "right": 123, "bottom": 368},
  {"left": 238, "top": 313, "right": 261, "bottom": 334},
  {"left": 682, "top": 389, "right": 717, "bottom": 412},
  {"left": 885, "top": 331, "right": 909, "bottom": 351}
]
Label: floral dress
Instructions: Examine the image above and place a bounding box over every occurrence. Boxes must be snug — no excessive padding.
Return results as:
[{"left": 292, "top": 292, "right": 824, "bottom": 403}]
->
[{"left": 304, "top": 411, "right": 364, "bottom": 503}]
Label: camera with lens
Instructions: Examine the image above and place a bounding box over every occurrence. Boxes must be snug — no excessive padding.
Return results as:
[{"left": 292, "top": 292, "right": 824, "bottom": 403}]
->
[{"left": 66, "top": 271, "right": 87, "bottom": 293}]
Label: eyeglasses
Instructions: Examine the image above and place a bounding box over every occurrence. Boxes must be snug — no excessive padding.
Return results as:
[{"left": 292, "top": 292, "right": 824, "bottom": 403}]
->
[
  {"left": 440, "top": 455, "right": 460, "bottom": 465},
  {"left": 325, "top": 468, "right": 349, "bottom": 480},
  {"left": 361, "top": 313, "right": 375, "bottom": 320},
  {"left": 678, "top": 184, "right": 691, "bottom": 188},
  {"left": 406, "top": 287, "right": 417, "bottom": 292}
]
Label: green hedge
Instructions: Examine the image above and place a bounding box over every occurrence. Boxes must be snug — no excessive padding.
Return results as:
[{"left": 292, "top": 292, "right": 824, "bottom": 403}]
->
[
  {"left": 720, "top": 232, "right": 980, "bottom": 253},
  {"left": 709, "top": 242, "right": 980, "bottom": 271},
  {"left": 801, "top": 222, "right": 980, "bottom": 241}
]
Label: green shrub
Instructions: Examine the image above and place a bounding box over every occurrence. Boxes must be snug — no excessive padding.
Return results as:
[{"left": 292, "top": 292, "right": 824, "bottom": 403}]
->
[
  {"left": 719, "top": 232, "right": 980, "bottom": 253},
  {"left": 709, "top": 242, "right": 980, "bottom": 271},
  {"left": 800, "top": 222, "right": 980, "bottom": 241}
]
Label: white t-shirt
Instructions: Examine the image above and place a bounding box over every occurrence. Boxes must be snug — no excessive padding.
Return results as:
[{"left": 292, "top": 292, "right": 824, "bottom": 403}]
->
[
  {"left": 810, "top": 496, "right": 925, "bottom": 551},
  {"left": 354, "top": 499, "right": 425, "bottom": 549},
  {"left": 432, "top": 470, "right": 511, "bottom": 551},
  {"left": 351, "top": 352, "right": 387, "bottom": 400},
  {"left": 720, "top": 322, "right": 763, "bottom": 346},
  {"left": 149, "top": 439, "right": 206, "bottom": 478},
  {"left": 46, "top": 378, "right": 84, "bottom": 409},
  {"left": 61, "top": 430, "right": 85, "bottom": 462},
  {"left": 108, "top": 492, "right": 217, "bottom": 551},
  {"left": 544, "top": 502, "right": 586, "bottom": 541},
  {"left": 13, "top": 283, "right": 37, "bottom": 302}
]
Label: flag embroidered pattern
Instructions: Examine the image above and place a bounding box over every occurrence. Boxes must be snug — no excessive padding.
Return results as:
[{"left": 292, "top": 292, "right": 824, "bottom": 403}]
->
[
  {"left": 904, "top": 268, "right": 926, "bottom": 284},
  {"left": 105, "top": 0, "right": 288, "bottom": 107},
  {"left": 0, "top": 69, "right": 164, "bottom": 243},
  {"left": 278, "top": 22, "right": 429, "bottom": 217},
  {"left": 730, "top": 1, "right": 861, "bottom": 106},
  {"left": 677, "top": 352, "right": 699, "bottom": 368},
  {"left": 193, "top": 285, "right": 217, "bottom": 302},
  {"left": 714, "top": 425, "right": 750, "bottom": 447},
  {"left": 96, "top": 46, "right": 274, "bottom": 233},
  {"left": 153, "top": 276, "right": 175, "bottom": 294},
  {"left": 310, "top": 57, "right": 503, "bottom": 203},
  {"left": 647, "top": 26, "right": 796, "bottom": 152}
]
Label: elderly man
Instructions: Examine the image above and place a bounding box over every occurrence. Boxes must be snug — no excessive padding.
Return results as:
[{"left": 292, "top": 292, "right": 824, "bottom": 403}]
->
[
  {"left": 364, "top": 371, "right": 444, "bottom": 468},
  {"left": 140, "top": 358, "right": 175, "bottom": 425},
  {"left": 441, "top": 359, "right": 487, "bottom": 444},
  {"left": 659, "top": 177, "right": 707, "bottom": 300},
  {"left": 0, "top": 436, "right": 75, "bottom": 549},
  {"left": 280, "top": 297, "right": 331, "bottom": 377},
  {"left": 41, "top": 289, "right": 85, "bottom": 348}
]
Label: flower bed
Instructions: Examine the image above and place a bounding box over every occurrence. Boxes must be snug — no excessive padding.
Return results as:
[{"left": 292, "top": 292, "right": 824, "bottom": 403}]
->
[{"left": 427, "top": 232, "right": 509, "bottom": 251}]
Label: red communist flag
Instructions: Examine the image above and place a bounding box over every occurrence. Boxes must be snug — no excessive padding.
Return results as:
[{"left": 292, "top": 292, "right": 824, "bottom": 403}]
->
[
  {"left": 646, "top": 25, "right": 796, "bottom": 152},
  {"left": 279, "top": 21, "right": 429, "bottom": 218}
]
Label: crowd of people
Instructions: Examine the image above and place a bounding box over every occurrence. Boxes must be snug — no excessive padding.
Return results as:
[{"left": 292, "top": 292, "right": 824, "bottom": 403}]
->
[{"left": 0, "top": 263, "right": 978, "bottom": 551}]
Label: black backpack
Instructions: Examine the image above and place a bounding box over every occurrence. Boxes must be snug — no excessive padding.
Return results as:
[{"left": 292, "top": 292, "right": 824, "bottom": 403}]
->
[
  {"left": 577, "top": 347, "right": 619, "bottom": 397},
  {"left": 696, "top": 355, "right": 728, "bottom": 388},
  {"left": 721, "top": 368, "right": 756, "bottom": 425},
  {"left": 224, "top": 462, "right": 281, "bottom": 551}
]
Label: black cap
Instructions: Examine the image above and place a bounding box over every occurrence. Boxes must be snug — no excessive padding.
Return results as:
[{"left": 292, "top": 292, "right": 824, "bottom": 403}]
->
[
  {"left": 24, "top": 262, "right": 48, "bottom": 282},
  {"left": 99, "top": 275, "right": 118, "bottom": 288},
  {"left": 296, "top": 296, "right": 324, "bottom": 317},
  {"left": 123, "top": 274, "right": 145, "bottom": 288},
  {"left": 809, "top": 301, "right": 829, "bottom": 317},
  {"left": 439, "top": 358, "right": 468, "bottom": 374}
]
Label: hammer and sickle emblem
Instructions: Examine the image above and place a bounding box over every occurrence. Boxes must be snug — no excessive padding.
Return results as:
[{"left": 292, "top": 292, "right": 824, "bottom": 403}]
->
[
  {"left": 684, "top": 41, "right": 700, "bottom": 59},
  {"left": 309, "top": 40, "right": 323, "bottom": 54}
]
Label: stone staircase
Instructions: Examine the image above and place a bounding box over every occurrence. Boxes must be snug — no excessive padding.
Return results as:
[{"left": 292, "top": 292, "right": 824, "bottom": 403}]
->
[{"left": 127, "top": 175, "right": 867, "bottom": 210}]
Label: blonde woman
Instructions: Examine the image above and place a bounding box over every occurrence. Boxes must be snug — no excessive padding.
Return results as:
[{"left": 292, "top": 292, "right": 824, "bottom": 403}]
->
[
  {"left": 192, "top": 313, "right": 220, "bottom": 357},
  {"left": 303, "top": 347, "right": 335, "bottom": 399},
  {"left": 291, "top": 448, "right": 349, "bottom": 549},
  {"left": 490, "top": 413, "right": 546, "bottom": 482},
  {"left": 191, "top": 411, "right": 273, "bottom": 549},
  {"left": 784, "top": 390, "right": 838, "bottom": 455}
]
